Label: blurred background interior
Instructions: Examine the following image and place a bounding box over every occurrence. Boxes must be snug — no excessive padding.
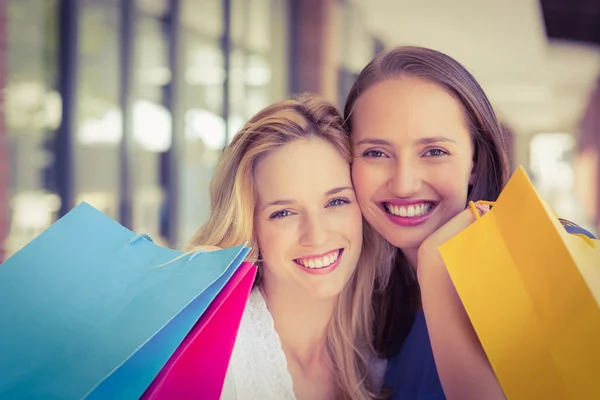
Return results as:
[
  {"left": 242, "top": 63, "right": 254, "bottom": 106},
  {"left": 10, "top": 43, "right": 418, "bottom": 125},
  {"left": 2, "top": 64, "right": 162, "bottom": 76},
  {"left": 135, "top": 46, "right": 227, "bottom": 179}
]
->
[{"left": 1, "top": 0, "right": 599, "bottom": 261}]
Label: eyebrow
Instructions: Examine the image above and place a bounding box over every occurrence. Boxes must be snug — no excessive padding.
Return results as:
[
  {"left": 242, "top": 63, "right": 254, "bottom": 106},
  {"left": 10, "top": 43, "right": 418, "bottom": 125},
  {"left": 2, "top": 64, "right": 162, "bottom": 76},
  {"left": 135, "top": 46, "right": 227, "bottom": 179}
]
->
[
  {"left": 414, "top": 136, "right": 457, "bottom": 145},
  {"left": 261, "top": 186, "right": 354, "bottom": 211},
  {"left": 355, "top": 138, "right": 391, "bottom": 146},
  {"left": 355, "top": 136, "right": 456, "bottom": 146}
]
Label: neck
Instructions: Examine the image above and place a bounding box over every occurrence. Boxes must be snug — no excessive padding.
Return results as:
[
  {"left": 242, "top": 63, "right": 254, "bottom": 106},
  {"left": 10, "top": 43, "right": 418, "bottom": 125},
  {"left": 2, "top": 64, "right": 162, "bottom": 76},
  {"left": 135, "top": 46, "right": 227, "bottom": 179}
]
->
[
  {"left": 403, "top": 247, "right": 419, "bottom": 271},
  {"left": 399, "top": 247, "right": 422, "bottom": 311},
  {"left": 259, "top": 277, "right": 336, "bottom": 368}
]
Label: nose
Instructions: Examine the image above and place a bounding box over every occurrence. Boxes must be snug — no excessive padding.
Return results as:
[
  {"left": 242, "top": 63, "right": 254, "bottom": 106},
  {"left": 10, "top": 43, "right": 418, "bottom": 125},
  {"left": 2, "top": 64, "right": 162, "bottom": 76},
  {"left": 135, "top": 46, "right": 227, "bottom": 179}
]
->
[
  {"left": 389, "top": 158, "right": 422, "bottom": 197},
  {"left": 299, "top": 214, "right": 328, "bottom": 247}
]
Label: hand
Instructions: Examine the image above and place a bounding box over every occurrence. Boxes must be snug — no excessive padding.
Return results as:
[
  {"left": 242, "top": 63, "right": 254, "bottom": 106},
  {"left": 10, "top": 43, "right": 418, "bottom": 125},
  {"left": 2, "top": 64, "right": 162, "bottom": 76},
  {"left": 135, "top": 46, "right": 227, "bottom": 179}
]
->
[
  {"left": 415, "top": 203, "right": 505, "bottom": 400},
  {"left": 417, "top": 203, "right": 490, "bottom": 280}
]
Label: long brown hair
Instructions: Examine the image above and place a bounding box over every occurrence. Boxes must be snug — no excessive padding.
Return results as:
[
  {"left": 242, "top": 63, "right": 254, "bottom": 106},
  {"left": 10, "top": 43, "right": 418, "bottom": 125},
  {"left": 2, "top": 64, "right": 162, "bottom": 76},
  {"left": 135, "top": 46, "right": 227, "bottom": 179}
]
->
[
  {"left": 343, "top": 46, "right": 511, "bottom": 357},
  {"left": 190, "top": 93, "right": 395, "bottom": 399}
]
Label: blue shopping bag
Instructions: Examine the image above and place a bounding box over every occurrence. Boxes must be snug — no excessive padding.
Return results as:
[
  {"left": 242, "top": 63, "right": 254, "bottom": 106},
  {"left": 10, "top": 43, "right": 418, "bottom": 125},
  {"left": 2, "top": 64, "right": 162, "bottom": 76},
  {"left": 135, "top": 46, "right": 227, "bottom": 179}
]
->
[{"left": 0, "top": 202, "right": 250, "bottom": 400}]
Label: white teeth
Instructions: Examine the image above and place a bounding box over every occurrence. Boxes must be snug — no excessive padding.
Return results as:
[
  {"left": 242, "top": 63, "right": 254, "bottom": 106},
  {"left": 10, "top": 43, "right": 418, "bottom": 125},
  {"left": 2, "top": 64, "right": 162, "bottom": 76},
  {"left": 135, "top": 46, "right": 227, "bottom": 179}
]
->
[
  {"left": 297, "top": 250, "right": 340, "bottom": 269},
  {"left": 386, "top": 202, "right": 432, "bottom": 217}
]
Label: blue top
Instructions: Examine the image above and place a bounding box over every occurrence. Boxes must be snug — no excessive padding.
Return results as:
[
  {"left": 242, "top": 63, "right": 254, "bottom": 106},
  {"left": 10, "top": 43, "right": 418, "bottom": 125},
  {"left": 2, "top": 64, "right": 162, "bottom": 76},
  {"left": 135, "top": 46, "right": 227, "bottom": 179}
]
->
[
  {"left": 383, "top": 309, "right": 443, "bottom": 399},
  {"left": 383, "top": 224, "right": 596, "bottom": 400}
]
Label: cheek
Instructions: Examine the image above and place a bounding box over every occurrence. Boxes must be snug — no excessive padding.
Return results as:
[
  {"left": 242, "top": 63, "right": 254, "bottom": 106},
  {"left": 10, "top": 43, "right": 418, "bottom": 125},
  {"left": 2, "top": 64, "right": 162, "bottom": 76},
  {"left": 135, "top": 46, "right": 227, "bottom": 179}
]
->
[
  {"left": 352, "top": 162, "right": 385, "bottom": 203},
  {"left": 325, "top": 204, "right": 364, "bottom": 246},
  {"left": 254, "top": 220, "right": 294, "bottom": 265},
  {"left": 344, "top": 204, "right": 364, "bottom": 240},
  {"left": 429, "top": 163, "right": 472, "bottom": 202}
]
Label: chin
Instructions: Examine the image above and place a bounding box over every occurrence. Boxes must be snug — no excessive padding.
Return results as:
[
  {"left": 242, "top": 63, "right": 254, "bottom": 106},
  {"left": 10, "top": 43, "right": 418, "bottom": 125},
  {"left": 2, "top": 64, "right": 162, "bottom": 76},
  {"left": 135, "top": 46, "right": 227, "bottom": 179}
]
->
[
  {"left": 379, "top": 225, "right": 429, "bottom": 251},
  {"left": 306, "top": 272, "right": 355, "bottom": 300},
  {"left": 308, "top": 284, "right": 347, "bottom": 300}
]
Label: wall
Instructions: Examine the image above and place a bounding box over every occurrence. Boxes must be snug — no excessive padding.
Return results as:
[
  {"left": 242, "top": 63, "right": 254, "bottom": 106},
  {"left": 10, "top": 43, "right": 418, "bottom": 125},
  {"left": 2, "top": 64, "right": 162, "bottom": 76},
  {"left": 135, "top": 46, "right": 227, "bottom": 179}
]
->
[
  {"left": 577, "top": 76, "right": 600, "bottom": 233},
  {"left": 293, "top": 0, "right": 338, "bottom": 103}
]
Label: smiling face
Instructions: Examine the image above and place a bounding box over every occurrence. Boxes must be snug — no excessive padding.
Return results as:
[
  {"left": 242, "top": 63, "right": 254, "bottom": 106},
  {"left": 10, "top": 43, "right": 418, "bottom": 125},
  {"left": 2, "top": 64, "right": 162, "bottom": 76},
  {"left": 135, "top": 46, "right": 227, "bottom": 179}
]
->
[
  {"left": 253, "top": 137, "right": 363, "bottom": 299},
  {"left": 350, "top": 77, "right": 475, "bottom": 264}
]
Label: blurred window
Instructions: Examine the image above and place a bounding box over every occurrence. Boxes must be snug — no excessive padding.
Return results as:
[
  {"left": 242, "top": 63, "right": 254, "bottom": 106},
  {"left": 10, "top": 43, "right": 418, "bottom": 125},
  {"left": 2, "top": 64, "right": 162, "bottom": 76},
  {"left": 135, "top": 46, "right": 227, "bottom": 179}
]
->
[
  {"left": 5, "top": 0, "right": 60, "bottom": 257},
  {"left": 74, "top": 0, "right": 121, "bottom": 219},
  {"left": 529, "top": 132, "right": 596, "bottom": 233},
  {"left": 130, "top": 3, "right": 172, "bottom": 245}
]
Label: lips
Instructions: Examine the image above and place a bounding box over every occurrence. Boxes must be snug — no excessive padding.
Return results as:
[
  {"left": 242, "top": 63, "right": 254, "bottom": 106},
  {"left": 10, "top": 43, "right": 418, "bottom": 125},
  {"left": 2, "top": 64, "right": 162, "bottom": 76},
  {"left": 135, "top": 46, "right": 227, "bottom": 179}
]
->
[{"left": 381, "top": 201, "right": 437, "bottom": 227}]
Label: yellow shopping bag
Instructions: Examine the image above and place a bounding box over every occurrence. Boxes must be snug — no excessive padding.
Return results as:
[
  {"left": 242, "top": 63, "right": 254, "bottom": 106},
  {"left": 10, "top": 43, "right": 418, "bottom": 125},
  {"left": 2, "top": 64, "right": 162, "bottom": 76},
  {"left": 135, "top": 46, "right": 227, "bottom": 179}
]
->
[{"left": 439, "top": 166, "right": 600, "bottom": 400}]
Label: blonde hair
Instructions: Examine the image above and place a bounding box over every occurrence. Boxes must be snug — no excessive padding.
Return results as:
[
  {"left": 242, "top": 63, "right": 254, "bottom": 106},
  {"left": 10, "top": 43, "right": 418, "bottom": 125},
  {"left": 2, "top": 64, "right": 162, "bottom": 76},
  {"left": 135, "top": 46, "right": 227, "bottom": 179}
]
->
[{"left": 189, "top": 93, "right": 394, "bottom": 399}]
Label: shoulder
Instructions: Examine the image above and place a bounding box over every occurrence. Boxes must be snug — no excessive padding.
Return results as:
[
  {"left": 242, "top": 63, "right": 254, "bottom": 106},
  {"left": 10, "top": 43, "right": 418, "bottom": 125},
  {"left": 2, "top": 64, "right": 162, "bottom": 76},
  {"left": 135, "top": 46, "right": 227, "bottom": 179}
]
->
[
  {"left": 384, "top": 311, "right": 446, "bottom": 399},
  {"left": 223, "top": 289, "right": 296, "bottom": 399}
]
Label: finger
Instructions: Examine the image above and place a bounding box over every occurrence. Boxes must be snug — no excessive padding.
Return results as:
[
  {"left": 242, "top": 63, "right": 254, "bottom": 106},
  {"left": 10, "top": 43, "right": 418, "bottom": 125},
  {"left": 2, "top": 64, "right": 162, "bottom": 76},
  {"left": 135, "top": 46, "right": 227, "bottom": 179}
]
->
[
  {"left": 475, "top": 203, "right": 490, "bottom": 215},
  {"left": 465, "top": 201, "right": 488, "bottom": 220}
]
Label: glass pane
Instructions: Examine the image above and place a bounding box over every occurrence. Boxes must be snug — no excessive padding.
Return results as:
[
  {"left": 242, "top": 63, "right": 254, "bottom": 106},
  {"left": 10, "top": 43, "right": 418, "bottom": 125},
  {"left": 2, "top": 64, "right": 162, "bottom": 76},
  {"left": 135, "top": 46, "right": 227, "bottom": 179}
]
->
[
  {"left": 265, "top": 0, "right": 289, "bottom": 102},
  {"left": 138, "top": 0, "right": 169, "bottom": 17},
  {"left": 246, "top": 0, "right": 271, "bottom": 53},
  {"left": 181, "top": 0, "right": 223, "bottom": 38},
  {"left": 230, "top": 0, "right": 247, "bottom": 46},
  {"left": 529, "top": 132, "right": 593, "bottom": 231},
  {"left": 227, "top": 50, "right": 272, "bottom": 139},
  {"left": 178, "top": 32, "right": 226, "bottom": 243},
  {"left": 229, "top": 47, "right": 246, "bottom": 125},
  {"left": 131, "top": 13, "right": 172, "bottom": 245},
  {"left": 74, "top": 0, "right": 121, "bottom": 219},
  {"left": 183, "top": 34, "right": 224, "bottom": 115},
  {"left": 245, "top": 53, "right": 271, "bottom": 113},
  {"left": 231, "top": 0, "right": 271, "bottom": 52},
  {"left": 5, "top": 0, "right": 60, "bottom": 257}
]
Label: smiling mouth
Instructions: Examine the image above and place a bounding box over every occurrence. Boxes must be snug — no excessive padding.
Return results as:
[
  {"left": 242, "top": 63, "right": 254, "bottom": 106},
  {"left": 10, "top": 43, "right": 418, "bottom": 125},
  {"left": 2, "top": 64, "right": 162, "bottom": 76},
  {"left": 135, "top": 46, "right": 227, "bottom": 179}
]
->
[
  {"left": 293, "top": 249, "right": 343, "bottom": 269},
  {"left": 383, "top": 202, "right": 436, "bottom": 217}
]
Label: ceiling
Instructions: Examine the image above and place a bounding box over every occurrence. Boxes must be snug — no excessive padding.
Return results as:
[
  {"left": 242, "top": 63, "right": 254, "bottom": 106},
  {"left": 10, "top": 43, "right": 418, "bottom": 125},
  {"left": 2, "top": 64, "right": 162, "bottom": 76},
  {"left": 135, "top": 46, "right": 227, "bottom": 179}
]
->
[
  {"left": 541, "top": 0, "right": 600, "bottom": 46},
  {"left": 358, "top": 0, "right": 600, "bottom": 136}
]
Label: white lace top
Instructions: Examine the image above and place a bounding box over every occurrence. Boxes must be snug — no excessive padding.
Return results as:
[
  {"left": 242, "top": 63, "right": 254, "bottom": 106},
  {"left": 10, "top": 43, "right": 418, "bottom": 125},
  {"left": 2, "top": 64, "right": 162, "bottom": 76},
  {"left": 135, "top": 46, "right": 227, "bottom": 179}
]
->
[{"left": 220, "top": 289, "right": 387, "bottom": 400}]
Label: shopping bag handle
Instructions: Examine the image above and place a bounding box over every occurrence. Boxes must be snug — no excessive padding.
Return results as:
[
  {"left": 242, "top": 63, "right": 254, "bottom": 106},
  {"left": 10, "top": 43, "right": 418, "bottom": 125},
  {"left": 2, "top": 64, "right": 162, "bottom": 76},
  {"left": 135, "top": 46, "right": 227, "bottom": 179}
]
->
[
  {"left": 126, "top": 233, "right": 185, "bottom": 267},
  {"left": 127, "top": 233, "right": 179, "bottom": 268},
  {"left": 126, "top": 234, "right": 247, "bottom": 266},
  {"left": 128, "top": 233, "right": 155, "bottom": 245},
  {"left": 468, "top": 200, "right": 496, "bottom": 220}
]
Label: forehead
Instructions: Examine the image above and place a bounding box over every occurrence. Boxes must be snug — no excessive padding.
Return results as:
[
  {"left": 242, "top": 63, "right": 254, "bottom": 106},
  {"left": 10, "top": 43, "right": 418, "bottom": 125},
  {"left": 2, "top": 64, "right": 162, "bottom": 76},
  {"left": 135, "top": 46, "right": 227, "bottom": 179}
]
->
[
  {"left": 351, "top": 77, "right": 469, "bottom": 141},
  {"left": 253, "top": 138, "right": 351, "bottom": 203}
]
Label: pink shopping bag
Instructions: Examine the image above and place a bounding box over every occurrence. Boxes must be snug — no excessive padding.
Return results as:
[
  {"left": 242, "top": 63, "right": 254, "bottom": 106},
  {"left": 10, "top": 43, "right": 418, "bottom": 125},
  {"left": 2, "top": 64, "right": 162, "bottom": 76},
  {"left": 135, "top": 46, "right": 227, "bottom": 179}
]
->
[{"left": 142, "top": 262, "right": 257, "bottom": 399}]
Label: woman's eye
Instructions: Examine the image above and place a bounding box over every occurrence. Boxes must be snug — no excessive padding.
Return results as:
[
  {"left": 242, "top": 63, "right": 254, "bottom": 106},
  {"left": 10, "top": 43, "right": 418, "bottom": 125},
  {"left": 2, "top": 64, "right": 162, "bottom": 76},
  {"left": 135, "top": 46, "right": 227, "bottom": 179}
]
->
[
  {"left": 270, "top": 210, "right": 293, "bottom": 219},
  {"left": 362, "top": 149, "right": 387, "bottom": 158},
  {"left": 327, "top": 198, "right": 350, "bottom": 207},
  {"left": 424, "top": 148, "right": 449, "bottom": 157}
]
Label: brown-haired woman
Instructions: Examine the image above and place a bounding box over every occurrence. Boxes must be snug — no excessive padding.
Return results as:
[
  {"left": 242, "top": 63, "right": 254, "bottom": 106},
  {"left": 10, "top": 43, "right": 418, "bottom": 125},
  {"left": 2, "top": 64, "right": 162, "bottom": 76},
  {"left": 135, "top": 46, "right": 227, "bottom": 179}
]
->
[{"left": 344, "top": 45, "right": 596, "bottom": 400}]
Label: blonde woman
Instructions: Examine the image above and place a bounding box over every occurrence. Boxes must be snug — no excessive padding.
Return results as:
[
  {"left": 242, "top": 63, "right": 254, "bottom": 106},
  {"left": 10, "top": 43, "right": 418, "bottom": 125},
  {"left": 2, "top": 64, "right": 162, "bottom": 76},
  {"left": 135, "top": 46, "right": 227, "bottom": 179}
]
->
[{"left": 189, "top": 94, "right": 394, "bottom": 400}]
